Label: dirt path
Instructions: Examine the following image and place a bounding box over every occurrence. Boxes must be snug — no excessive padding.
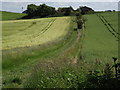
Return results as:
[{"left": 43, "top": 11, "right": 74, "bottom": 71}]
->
[{"left": 72, "top": 24, "right": 85, "bottom": 64}]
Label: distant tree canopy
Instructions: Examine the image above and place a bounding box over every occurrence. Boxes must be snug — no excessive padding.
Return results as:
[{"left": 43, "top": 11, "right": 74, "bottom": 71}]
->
[
  {"left": 57, "top": 7, "right": 74, "bottom": 16},
  {"left": 22, "top": 4, "right": 94, "bottom": 19},
  {"left": 27, "top": 4, "right": 38, "bottom": 17},
  {"left": 64, "top": 8, "right": 71, "bottom": 16},
  {"left": 80, "top": 6, "right": 94, "bottom": 15},
  {"left": 105, "top": 10, "right": 112, "bottom": 12},
  {"left": 25, "top": 4, "right": 56, "bottom": 18}
]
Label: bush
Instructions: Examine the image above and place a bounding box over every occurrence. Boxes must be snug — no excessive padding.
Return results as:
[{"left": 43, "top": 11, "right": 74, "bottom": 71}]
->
[
  {"left": 80, "top": 62, "right": 120, "bottom": 88},
  {"left": 76, "top": 13, "right": 84, "bottom": 29},
  {"left": 64, "top": 8, "right": 71, "bottom": 16},
  {"left": 12, "top": 77, "right": 22, "bottom": 85}
]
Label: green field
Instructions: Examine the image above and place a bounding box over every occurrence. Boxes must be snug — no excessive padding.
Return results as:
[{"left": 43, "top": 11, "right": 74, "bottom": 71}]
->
[
  {"left": 2, "top": 12, "right": 118, "bottom": 88},
  {"left": 100, "top": 12, "right": 118, "bottom": 32},
  {"left": 0, "top": 11, "right": 26, "bottom": 21},
  {"left": 82, "top": 13, "right": 118, "bottom": 70}
]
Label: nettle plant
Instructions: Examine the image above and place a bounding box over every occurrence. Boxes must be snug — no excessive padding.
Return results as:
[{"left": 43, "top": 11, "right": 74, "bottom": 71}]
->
[{"left": 112, "top": 57, "right": 120, "bottom": 79}]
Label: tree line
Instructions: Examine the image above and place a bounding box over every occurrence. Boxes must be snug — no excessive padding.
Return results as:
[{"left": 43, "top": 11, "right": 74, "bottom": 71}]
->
[{"left": 22, "top": 4, "right": 94, "bottom": 19}]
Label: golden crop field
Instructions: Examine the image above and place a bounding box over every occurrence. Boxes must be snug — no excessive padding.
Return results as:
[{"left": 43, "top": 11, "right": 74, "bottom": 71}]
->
[{"left": 2, "top": 17, "right": 71, "bottom": 50}]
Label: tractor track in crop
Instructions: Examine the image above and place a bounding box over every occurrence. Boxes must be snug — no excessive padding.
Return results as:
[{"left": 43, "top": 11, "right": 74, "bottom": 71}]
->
[
  {"left": 30, "top": 18, "right": 56, "bottom": 39},
  {"left": 97, "top": 14, "right": 119, "bottom": 40},
  {"left": 18, "top": 21, "right": 38, "bottom": 31},
  {"left": 101, "top": 16, "right": 119, "bottom": 35}
]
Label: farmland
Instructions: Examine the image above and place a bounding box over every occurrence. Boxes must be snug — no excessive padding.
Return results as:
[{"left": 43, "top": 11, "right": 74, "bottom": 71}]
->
[
  {"left": 81, "top": 13, "right": 118, "bottom": 70},
  {"left": 2, "top": 16, "right": 79, "bottom": 88},
  {"left": 2, "top": 17, "right": 71, "bottom": 50},
  {"left": 99, "top": 12, "right": 118, "bottom": 33},
  {"left": 0, "top": 11, "right": 26, "bottom": 21},
  {"left": 2, "top": 11, "right": 119, "bottom": 88}
]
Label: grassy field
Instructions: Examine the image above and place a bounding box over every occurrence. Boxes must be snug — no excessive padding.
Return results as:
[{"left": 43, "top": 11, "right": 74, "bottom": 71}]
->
[
  {"left": 2, "top": 12, "right": 119, "bottom": 88},
  {"left": 81, "top": 13, "right": 118, "bottom": 70},
  {"left": 0, "top": 11, "right": 26, "bottom": 21},
  {"left": 99, "top": 12, "right": 118, "bottom": 32}
]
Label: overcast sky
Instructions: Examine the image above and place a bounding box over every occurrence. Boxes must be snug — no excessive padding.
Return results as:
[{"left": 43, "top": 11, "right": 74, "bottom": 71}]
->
[
  {"left": 1, "top": 0, "right": 120, "bottom": 2},
  {"left": 0, "top": 1, "right": 119, "bottom": 13}
]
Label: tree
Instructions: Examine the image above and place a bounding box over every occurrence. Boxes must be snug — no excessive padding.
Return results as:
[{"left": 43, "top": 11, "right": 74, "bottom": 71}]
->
[
  {"left": 26, "top": 4, "right": 56, "bottom": 18},
  {"left": 27, "top": 4, "right": 38, "bottom": 17},
  {"left": 37, "top": 4, "right": 56, "bottom": 17},
  {"left": 69, "top": 6, "right": 74, "bottom": 11},
  {"left": 64, "top": 8, "right": 71, "bottom": 16},
  {"left": 80, "top": 6, "right": 94, "bottom": 15}
]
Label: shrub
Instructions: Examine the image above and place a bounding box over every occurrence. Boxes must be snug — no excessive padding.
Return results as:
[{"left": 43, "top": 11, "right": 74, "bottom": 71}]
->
[{"left": 12, "top": 77, "right": 22, "bottom": 85}]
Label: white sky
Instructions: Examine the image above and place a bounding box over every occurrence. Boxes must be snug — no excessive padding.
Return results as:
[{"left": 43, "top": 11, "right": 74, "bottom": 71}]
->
[{"left": 1, "top": 0, "right": 120, "bottom": 2}]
